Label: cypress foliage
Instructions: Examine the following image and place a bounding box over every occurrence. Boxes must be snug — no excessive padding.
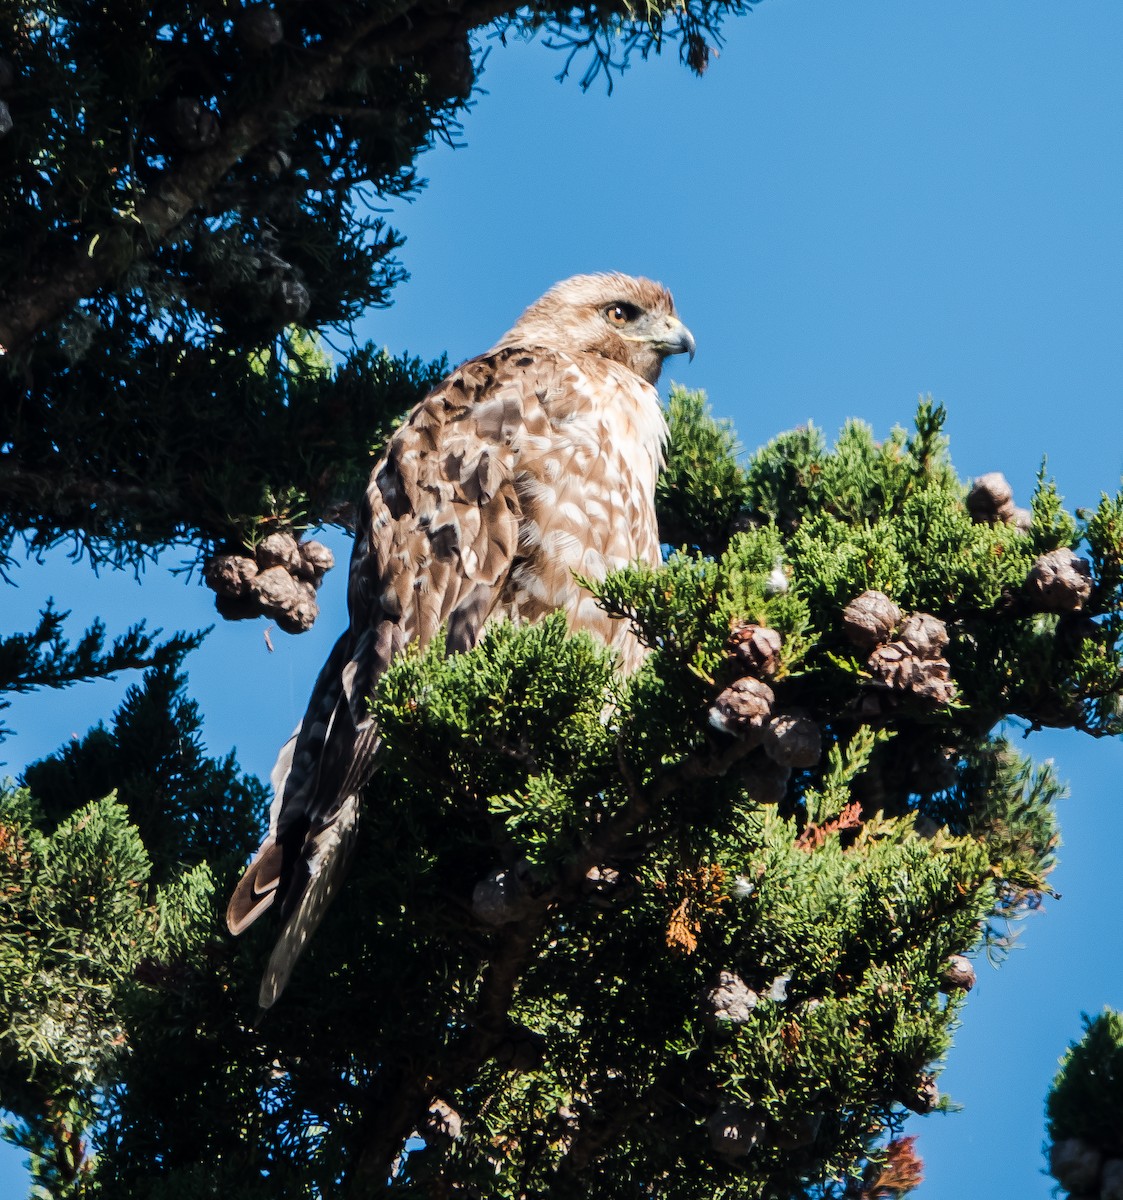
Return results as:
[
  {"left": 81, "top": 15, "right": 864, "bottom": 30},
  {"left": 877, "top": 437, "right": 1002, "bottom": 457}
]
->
[
  {"left": 0, "top": 0, "right": 748, "bottom": 577},
  {"left": 1045, "top": 1010, "right": 1123, "bottom": 1199},
  {"left": 3, "top": 397, "right": 1121, "bottom": 1197}
]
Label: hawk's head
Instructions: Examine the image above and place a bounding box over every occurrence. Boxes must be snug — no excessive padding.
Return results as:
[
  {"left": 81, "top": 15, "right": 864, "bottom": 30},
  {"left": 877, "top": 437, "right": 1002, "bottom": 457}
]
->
[{"left": 496, "top": 273, "right": 696, "bottom": 385}]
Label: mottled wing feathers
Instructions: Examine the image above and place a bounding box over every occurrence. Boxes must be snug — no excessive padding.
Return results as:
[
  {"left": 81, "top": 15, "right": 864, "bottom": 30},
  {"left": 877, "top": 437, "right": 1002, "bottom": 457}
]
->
[
  {"left": 228, "top": 279, "right": 681, "bottom": 1006},
  {"left": 227, "top": 350, "right": 558, "bottom": 1000}
]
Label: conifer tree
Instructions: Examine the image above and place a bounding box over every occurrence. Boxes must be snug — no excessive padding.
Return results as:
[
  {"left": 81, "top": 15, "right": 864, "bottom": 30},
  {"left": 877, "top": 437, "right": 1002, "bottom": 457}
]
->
[
  {"left": 3, "top": 395, "right": 1122, "bottom": 1197},
  {"left": 1046, "top": 1010, "right": 1123, "bottom": 1200},
  {"left": 0, "top": 0, "right": 743, "bottom": 600},
  {"left": 4, "top": 4, "right": 1123, "bottom": 1197}
]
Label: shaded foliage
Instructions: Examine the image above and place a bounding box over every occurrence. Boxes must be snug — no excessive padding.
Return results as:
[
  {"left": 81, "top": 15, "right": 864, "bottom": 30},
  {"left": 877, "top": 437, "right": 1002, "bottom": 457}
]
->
[
  {"left": 0, "top": 0, "right": 753, "bottom": 572},
  {"left": 4, "top": 400, "right": 1122, "bottom": 1198}
]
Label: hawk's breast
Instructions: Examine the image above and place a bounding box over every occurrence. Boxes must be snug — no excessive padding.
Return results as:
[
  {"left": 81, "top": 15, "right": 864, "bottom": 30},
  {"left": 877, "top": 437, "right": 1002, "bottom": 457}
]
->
[{"left": 498, "top": 354, "right": 667, "bottom": 673}]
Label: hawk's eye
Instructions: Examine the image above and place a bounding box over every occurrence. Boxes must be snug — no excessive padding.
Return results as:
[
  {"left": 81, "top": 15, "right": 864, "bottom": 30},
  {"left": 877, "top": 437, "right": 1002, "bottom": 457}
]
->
[{"left": 606, "top": 302, "right": 640, "bottom": 326}]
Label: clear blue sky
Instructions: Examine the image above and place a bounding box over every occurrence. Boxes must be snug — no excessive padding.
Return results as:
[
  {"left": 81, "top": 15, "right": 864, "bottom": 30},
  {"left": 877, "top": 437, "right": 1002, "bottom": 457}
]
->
[{"left": 4, "top": 1, "right": 1123, "bottom": 1194}]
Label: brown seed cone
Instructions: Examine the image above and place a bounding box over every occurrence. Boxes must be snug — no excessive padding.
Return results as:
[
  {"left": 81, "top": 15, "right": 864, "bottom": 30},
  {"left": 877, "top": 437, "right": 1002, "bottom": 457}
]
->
[
  {"left": 583, "top": 864, "right": 636, "bottom": 909},
  {"left": 1026, "top": 548, "right": 1093, "bottom": 613},
  {"left": 296, "top": 539, "right": 335, "bottom": 583},
  {"left": 471, "top": 867, "right": 534, "bottom": 926},
  {"left": 842, "top": 590, "right": 901, "bottom": 651},
  {"left": 1014, "top": 506, "right": 1034, "bottom": 534},
  {"left": 274, "top": 277, "right": 311, "bottom": 323},
  {"left": 726, "top": 622, "right": 783, "bottom": 678},
  {"left": 250, "top": 566, "right": 319, "bottom": 633},
  {"left": 899, "top": 1073, "right": 940, "bottom": 1114},
  {"left": 763, "top": 713, "right": 822, "bottom": 769},
  {"left": 709, "top": 678, "right": 775, "bottom": 739},
  {"left": 966, "top": 472, "right": 1016, "bottom": 524},
  {"left": 1101, "top": 1158, "right": 1123, "bottom": 1200},
  {"left": 204, "top": 553, "right": 258, "bottom": 598},
  {"left": 171, "top": 97, "right": 219, "bottom": 149},
  {"left": 707, "top": 1104, "right": 762, "bottom": 1158},
  {"left": 742, "top": 755, "right": 791, "bottom": 806},
  {"left": 701, "top": 971, "right": 759, "bottom": 1030},
  {"left": 213, "top": 593, "right": 264, "bottom": 622},
  {"left": 424, "top": 1099, "right": 462, "bottom": 1141},
  {"left": 898, "top": 612, "right": 949, "bottom": 659},
  {"left": 255, "top": 532, "right": 302, "bottom": 573},
  {"left": 910, "top": 745, "right": 959, "bottom": 794},
  {"left": 938, "top": 954, "right": 976, "bottom": 993},
  {"left": 238, "top": 6, "right": 283, "bottom": 51},
  {"left": 1050, "top": 1138, "right": 1103, "bottom": 1194},
  {"left": 773, "top": 1112, "right": 823, "bottom": 1150},
  {"left": 494, "top": 1024, "right": 546, "bottom": 1073},
  {"left": 867, "top": 642, "right": 957, "bottom": 705}
]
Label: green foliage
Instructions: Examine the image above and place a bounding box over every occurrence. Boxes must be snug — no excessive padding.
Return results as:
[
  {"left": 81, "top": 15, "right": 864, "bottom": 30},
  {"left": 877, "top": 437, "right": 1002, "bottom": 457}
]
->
[
  {"left": 20, "top": 652, "right": 266, "bottom": 878},
  {"left": 0, "top": 604, "right": 198, "bottom": 746},
  {"left": 0, "top": 790, "right": 216, "bottom": 1193},
  {"left": 5, "top": 399, "right": 1123, "bottom": 1198},
  {"left": 1046, "top": 1009, "right": 1123, "bottom": 1160},
  {"left": 0, "top": 0, "right": 751, "bottom": 572},
  {"left": 656, "top": 386, "right": 750, "bottom": 555}
]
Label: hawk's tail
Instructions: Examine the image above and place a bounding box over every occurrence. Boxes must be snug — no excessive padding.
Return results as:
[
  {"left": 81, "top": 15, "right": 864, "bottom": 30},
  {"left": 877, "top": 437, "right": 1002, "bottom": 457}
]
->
[{"left": 257, "top": 792, "right": 362, "bottom": 1008}]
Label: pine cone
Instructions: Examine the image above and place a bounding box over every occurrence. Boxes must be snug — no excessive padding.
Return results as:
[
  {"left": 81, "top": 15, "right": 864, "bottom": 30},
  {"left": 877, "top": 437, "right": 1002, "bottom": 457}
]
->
[
  {"left": 707, "top": 1104, "right": 762, "bottom": 1158},
  {"left": 273, "top": 276, "right": 311, "bottom": 323},
  {"left": 867, "top": 642, "right": 956, "bottom": 705},
  {"left": 938, "top": 955, "right": 976, "bottom": 993},
  {"left": 1050, "top": 1138, "right": 1103, "bottom": 1194},
  {"left": 1026, "top": 548, "right": 1093, "bottom": 612},
  {"left": 899, "top": 1073, "right": 940, "bottom": 1114},
  {"left": 583, "top": 864, "right": 636, "bottom": 909},
  {"left": 842, "top": 591, "right": 901, "bottom": 651},
  {"left": 471, "top": 867, "right": 534, "bottom": 926},
  {"left": 773, "top": 1112, "right": 823, "bottom": 1150},
  {"left": 966, "top": 472, "right": 1016, "bottom": 524},
  {"left": 0, "top": 99, "right": 12, "bottom": 137},
  {"left": 263, "top": 145, "right": 291, "bottom": 176},
  {"left": 171, "top": 97, "right": 220, "bottom": 149},
  {"left": 238, "top": 6, "right": 284, "bottom": 51},
  {"left": 1013, "top": 506, "right": 1033, "bottom": 533},
  {"left": 742, "top": 755, "right": 791, "bottom": 805},
  {"left": 709, "top": 678, "right": 774, "bottom": 738},
  {"left": 898, "top": 612, "right": 949, "bottom": 659},
  {"left": 701, "top": 971, "right": 758, "bottom": 1030},
  {"left": 251, "top": 567, "right": 319, "bottom": 633},
  {"left": 425, "top": 1099, "right": 462, "bottom": 1141},
  {"left": 763, "top": 713, "right": 822, "bottom": 768},
  {"left": 1101, "top": 1159, "right": 1123, "bottom": 1200},
  {"left": 494, "top": 1024, "right": 546, "bottom": 1073},
  {"left": 204, "top": 553, "right": 258, "bottom": 599},
  {"left": 256, "top": 532, "right": 302, "bottom": 573},
  {"left": 296, "top": 539, "right": 335, "bottom": 583},
  {"left": 726, "top": 622, "right": 783, "bottom": 678},
  {"left": 909, "top": 745, "right": 959, "bottom": 794}
]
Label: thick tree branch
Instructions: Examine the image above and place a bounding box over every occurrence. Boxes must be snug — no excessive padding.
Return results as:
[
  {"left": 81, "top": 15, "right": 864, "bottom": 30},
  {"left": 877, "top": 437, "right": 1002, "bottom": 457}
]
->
[{"left": 0, "top": 0, "right": 521, "bottom": 354}]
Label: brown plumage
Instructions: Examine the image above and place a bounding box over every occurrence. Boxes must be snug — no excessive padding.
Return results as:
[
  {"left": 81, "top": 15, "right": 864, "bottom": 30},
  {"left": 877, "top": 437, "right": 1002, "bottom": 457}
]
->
[{"left": 227, "top": 273, "right": 695, "bottom": 1007}]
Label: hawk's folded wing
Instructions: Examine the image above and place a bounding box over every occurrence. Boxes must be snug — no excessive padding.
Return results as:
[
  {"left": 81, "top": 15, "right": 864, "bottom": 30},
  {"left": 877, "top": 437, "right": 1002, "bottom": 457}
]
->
[{"left": 227, "top": 348, "right": 555, "bottom": 1006}]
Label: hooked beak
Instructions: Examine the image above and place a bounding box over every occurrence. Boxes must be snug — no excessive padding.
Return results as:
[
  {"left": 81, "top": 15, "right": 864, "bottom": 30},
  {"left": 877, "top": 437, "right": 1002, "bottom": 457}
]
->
[{"left": 647, "top": 314, "right": 696, "bottom": 361}]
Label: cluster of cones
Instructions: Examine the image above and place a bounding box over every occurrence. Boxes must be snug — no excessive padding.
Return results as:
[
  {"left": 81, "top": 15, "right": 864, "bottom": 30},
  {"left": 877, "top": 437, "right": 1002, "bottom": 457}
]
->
[{"left": 204, "top": 533, "right": 334, "bottom": 634}]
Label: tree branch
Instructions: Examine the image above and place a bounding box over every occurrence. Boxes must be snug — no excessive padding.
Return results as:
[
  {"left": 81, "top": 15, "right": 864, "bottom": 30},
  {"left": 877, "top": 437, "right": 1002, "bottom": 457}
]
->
[
  {"left": 0, "top": 0, "right": 520, "bottom": 354},
  {"left": 343, "top": 728, "right": 758, "bottom": 1189}
]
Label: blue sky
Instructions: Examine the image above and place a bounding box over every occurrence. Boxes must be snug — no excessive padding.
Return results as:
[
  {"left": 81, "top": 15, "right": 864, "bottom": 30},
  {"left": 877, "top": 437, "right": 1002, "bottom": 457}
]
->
[{"left": 3, "top": 0, "right": 1123, "bottom": 1194}]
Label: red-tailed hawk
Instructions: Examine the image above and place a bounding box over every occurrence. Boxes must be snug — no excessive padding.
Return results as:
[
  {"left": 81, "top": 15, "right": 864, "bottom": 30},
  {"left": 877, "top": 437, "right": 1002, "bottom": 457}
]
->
[{"left": 227, "top": 273, "right": 695, "bottom": 1007}]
